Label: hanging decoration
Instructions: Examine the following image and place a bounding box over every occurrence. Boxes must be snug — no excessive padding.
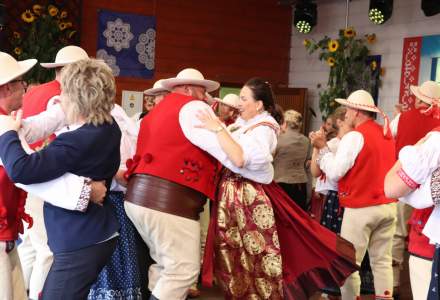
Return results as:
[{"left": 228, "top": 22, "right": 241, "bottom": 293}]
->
[{"left": 97, "top": 9, "right": 156, "bottom": 79}]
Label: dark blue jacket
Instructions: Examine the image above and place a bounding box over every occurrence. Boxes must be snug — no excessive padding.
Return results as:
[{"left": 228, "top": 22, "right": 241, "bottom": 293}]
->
[{"left": 0, "top": 121, "right": 121, "bottom": 253}]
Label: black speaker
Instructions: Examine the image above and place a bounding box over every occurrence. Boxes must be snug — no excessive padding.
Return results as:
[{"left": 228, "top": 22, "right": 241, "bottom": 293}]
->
[
  {"left": 422, "top": 0, "right": 440, "bottom": 17},
  {"left": 0, "top": 2, "right": 5, "bottom": 30}
]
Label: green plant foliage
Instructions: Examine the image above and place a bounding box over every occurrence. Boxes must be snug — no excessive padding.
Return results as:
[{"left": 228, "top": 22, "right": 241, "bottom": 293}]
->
[
  {"left": 303, "top": 28, "right": 381, "bottom": 118},
  {"left": 9, "top": 4, "right": 78, "bottom": 84}
]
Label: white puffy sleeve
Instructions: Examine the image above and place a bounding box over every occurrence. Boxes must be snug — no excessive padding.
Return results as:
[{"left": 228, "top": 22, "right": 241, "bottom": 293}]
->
[
  {"left": 399, "top": 132, "right": 440, "bottom": 185},
  {"left": 20, "top": 104, "right": 67, "bottom": 144}
]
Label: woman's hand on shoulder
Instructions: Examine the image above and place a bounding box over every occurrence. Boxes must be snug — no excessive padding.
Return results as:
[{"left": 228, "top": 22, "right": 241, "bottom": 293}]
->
[{"left": 195, "top": 109, "right": 223, "bottom": 132}]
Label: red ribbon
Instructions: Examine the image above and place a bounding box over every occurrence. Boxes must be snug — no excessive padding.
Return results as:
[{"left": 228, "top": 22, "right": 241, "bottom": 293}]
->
[
  {"left": 421, "top": 101, "right": 440, "bottom": 119},
  {"left": 16, "top": 207, "right": 33, "bottom": 234}
]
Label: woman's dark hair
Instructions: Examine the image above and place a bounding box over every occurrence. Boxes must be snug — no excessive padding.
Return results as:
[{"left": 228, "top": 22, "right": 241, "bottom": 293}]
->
[{"left": 244, "top": 77, "right": 283, "bottom": 124}]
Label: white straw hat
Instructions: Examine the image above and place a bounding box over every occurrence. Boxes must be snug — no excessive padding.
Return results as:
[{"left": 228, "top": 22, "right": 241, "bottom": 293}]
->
[
  {"left": 0, "top": 52, "right": 37, "bottom": 86},
  {"left": 40, "top": 45, "right": 89, "bottom": 68},
  {"left": 335, "top": 90, "right": 380, "bottom": 113},
  {"left": 144, "top": 79, "right": 169, "bottom": 96},
  {"left": 214, "top": 93, "right": 240, "bottom": 109},
  {"left": 161, "top": 68, "right": 220, "bottom": 92},
  {"left": 410, "top": 81, "right": 440, "bottom": 105}
]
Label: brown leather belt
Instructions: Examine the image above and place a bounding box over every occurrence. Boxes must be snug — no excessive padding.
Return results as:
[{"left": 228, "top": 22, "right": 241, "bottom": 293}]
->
[{"left": 124, "top": 174, "right": 206, "bottom": 220}]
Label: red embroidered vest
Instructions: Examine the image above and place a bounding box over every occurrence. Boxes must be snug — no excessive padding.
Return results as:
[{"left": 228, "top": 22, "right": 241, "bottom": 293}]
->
[
  {"left": 129, "top": 93, "right": 219, "bottom": 199},
  {"left": 395, "top": 108, "right": 440, "bottom": 155},
  {"left": 0, "top": 108, "right": 30, "bottom": 240},
  {"left": 338, "top": 120, "right": 397, "bottom": 208},
  {"left": 21, "top": 80, "right": 61, "bottom": 150}
]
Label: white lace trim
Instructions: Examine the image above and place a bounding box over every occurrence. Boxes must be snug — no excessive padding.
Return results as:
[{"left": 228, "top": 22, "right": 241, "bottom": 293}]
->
[
  {"left": 88, "top": 287, "right": 142, "bottom": 300},
  {"left": 103, "top": 18, "right": 134, "bottom": 52},
  {"left": 97, "top": 49, "right": 120, "bottom": 76},
  {"left": 135, "top": 28, "right": 156, "bottom": 70}
]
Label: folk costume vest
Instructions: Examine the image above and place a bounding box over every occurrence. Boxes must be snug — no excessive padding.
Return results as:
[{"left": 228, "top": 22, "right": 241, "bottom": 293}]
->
[
  {"left": 338, "top": 120, "right": 396, "bottom": 208},
  {"left": 129, "top": 92, "right": 219, "bottom": 200},
  {"left": 0, "top": 107, "right": 30, "bottom": 240}
]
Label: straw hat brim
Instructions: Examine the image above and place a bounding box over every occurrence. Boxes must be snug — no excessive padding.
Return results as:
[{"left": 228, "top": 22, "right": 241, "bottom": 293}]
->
[
  {"left": 0, "top": 59, "right": 38, "bottom": 86},
  {"left": 214, "top": 98, "right": 239, "bottom": 109},
  {"left": 410, "top": 85, "right": 434, "bottom": 105},
  {"left": 40, "top": 58, "right": 85, "bottom": 69},
  {"left": 143, "top": 87, "right": 169, "bottom": 96},
  {"left": 335, "top": 98, "right": 380, "bottom": 113},
  {"left": 161, "top": 78, "right": 220, "bottom": 93}
]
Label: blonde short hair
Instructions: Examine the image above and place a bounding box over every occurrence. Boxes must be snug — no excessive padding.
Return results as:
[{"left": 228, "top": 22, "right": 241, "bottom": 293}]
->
[
  {"left": 61, "top": 59, "right": 115, "bottom": 126},
  {"left": 284, "top": 109, "right": 302, "bottom": 129}
]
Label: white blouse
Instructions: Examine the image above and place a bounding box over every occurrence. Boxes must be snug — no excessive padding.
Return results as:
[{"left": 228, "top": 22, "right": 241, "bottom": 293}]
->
[
  {"left": 319, "top": 131, "right": 365, "bottom": 182},
  {"left": 315, "top": 137, "right": 340, "bottom": 194},
  {"left": 398, "top": 131, "right": 440, "bottom": 244},
  {"left": 179, "top": 101, "right": 278, "bottom": 184},
  {"left": 398, "top": 131, "right": 440, "bottom": 185}
]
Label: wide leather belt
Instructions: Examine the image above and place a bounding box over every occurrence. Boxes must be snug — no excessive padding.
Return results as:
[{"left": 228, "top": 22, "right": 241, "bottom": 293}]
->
[{"left": 125, "top": 174, "right": 206, "bottom": 220}]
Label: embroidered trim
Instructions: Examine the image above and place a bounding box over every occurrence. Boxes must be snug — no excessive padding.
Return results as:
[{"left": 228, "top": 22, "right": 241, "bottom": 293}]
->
[
  {"left": 243, "top": 121, "right": 280, "bottom": 135},
  {"left": 76, "top": 178, "right": 91, "bottom": 212},
  {"left": 88, "top": 287, "right": 142, "bottom": 299},
  {"left": 397, "top": 168, "right": 419, "bottom": 190},
  {"left": 431, "top": 168, "right": 440, "bottom": 205}
]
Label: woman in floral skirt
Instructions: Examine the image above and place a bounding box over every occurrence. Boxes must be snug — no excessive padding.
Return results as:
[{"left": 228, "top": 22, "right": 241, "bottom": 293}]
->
[{"left": 199, "top": 78, "right": 358, "bottom": 299}]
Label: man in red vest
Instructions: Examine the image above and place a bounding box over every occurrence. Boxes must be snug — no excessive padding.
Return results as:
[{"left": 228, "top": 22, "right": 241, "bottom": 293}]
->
[
  {"left": 310, "top": 90, "right": 397, "bottom": 299},
  {"left": 0, "top": 52, "right": 37, "bottom": 300},
  {"left": 390, "top": 80, "right": 440, "bottom": 298},
  {"left": 124, "top": 68, "right": 221, "bottom": 300},
  {"left": 17, "top": 45, "right": 89, "bottom": 300}
]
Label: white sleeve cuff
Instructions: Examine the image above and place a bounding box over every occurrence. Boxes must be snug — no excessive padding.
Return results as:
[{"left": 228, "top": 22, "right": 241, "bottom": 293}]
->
[{"left": 17, "top": 173, "right": 88, "bottom": 211}]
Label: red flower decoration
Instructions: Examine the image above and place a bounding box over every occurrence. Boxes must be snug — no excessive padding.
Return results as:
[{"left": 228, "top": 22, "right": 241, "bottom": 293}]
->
[{"left": 124, "top": 155, "right": 141, "bottom": 180}]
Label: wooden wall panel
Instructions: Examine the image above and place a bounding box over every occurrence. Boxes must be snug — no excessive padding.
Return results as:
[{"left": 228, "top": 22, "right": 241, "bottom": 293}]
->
[{"left": 81, "top": 0, "right": 292, "bottom": 103}]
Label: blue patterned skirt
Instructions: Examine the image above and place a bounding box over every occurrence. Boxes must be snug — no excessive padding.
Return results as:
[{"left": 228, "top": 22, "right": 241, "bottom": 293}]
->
[
  {"left": 320, "top": 190, "right": 343, "bottom": 233},
  {"left": 428, "top": 244, "right": 440, "bottom": 300},
  {"left": 88, "top": 191, "right": 144, "bottom": 300}
]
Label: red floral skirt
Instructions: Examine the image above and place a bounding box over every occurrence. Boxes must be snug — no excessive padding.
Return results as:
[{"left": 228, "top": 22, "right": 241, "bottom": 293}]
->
[{"left": 203, "top": 171, "right": 358, "bottom": 299}]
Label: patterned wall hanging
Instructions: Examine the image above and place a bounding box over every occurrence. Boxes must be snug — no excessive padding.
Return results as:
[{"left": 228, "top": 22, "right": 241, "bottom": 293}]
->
[
  {"left": 399, "top": 34, "right": 440, "bottom": 110},
  {"left": 97, "top": 9, "right": 156, "bottom": 79}
]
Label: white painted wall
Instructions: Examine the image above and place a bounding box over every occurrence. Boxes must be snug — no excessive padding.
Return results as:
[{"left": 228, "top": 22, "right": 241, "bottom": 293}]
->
[{"left": 289, "top": 0, "right": 440, "bottom": 131}]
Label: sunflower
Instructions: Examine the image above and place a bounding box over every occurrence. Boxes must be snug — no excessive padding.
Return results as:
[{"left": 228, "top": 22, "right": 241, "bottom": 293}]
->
[
  {"left": 60, "top": 10, "right": 68, "bottom": 19},
  {"left": 68, "top": 30, "right": 77, "bottom": 39},
  {"left": 14, "top": 47, "right": 22, "bottom": 55},
  {"left": 21, "top": 10, "right": 35, "bottom": 23},
  {"left": 343, "top": 27, "right": 356, "bottom": 38},
  {"left": 48, "top": 5, "right": 59, "bottom": 17},
  {"left": 366, "top": 33, "right": 376, "bottom": 44},
  {"left": 59, "top": 22, "right": 68, "bottom": 31},
  {"left": 13, "top": 31, "right": 21, "bottom": 39},
  {"left": 328, "top": 39, "right": 339, "bottom": 52},
  {"left": 303, "top": 39, "right": 311, "bottom": 47},
  {"left": 370, "top": 61, "right": 377, "bottom": 71},
  {"left": 32, "top": 4, "right": 43, "bottom": 15},
  {"left": 65, "top": 22, "right": 73, "bottom": 28},
  {"left": 327, "top": 57, "right": 335, "bottom": 67}
]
